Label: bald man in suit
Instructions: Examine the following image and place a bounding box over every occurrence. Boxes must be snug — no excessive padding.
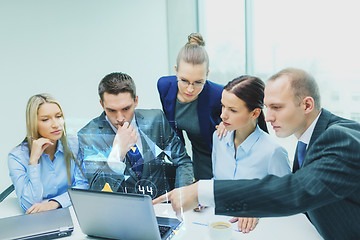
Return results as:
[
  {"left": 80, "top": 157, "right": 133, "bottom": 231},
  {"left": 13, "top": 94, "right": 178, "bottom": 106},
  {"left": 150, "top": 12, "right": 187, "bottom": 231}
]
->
[{"left": 154, "top": 68, "right": 360, "bottom": 240}]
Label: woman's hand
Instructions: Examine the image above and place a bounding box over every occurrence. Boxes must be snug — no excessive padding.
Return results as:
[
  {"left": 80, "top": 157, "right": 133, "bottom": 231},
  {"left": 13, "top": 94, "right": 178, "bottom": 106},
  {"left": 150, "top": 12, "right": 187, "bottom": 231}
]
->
[
  {"left": 25, "top": 200, "right": 60, "bottom": 214},
  {"left": 229, "top": 217, "right": 259, "bottom": 233},
  {"left": 215, "top": 121, "right": 228, "bottom": 138},
  {"left": 29, "top": 138, "right": 54, "bottom": 165}
]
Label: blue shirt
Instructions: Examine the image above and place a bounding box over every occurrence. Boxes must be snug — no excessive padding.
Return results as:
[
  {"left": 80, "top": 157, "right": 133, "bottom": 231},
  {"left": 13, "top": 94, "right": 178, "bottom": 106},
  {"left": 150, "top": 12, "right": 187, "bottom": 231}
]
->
[
  {"left": 8, "top": 136, "right": 89, "bottom": 211},
  {"left": 212, "top": 125, "right": 291, "bottom": 180}
]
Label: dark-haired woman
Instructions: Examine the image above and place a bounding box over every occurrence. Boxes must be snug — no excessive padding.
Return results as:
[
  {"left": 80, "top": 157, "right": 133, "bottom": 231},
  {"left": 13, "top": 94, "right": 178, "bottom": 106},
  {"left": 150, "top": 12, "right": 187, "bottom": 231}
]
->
[{"left": 212, "top": 76, "right": 291, "bottom": 233}]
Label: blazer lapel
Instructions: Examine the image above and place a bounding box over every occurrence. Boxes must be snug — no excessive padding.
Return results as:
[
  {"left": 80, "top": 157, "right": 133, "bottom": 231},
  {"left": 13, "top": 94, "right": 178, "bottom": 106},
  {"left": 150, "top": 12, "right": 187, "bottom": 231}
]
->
[
  {"left": 96, "top": 112, "right": 115, "bottom": 151},
  {"left": 135, "top": 110, "right": 156, "bottom": 161},
  {"left": 138, "top": 132, "right": 156, "bottom": 179},
  {"left": 301, "top": 109, "right": 331, "bottom": 168},
  {"left": 293, "top": 145, "right": 300, "bottom": 173},
  {"left": 134, "top": 110, "right": 161, "bottom": 179},
  {"left": 293, "top": 109, "right": 331, "bottom": 172},
  {"left": 163, "top": 80, "right": 178, "bottom": 125},
  {"left": 197, "top": 81, "right": 211, "bottom": 148},
  {"left": 308, "top": 109, "right": 331, "bottom": 148}
]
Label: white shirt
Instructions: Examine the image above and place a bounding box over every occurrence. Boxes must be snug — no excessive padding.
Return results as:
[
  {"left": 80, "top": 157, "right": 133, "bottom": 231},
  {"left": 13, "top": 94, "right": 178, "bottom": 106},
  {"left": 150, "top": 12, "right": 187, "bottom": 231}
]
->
[{"left": 298, "top": 111, "right": 321, "bottom": 147}]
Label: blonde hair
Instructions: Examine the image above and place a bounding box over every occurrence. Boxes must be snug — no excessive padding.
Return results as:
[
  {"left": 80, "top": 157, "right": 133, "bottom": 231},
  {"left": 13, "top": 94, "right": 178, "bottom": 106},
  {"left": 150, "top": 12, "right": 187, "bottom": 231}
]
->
[
  {"left": 176, "top": 33, "right": 209, "bottom": 71},
  {"left": 26, "top": 93, "right": 83, "bottom": 185}
]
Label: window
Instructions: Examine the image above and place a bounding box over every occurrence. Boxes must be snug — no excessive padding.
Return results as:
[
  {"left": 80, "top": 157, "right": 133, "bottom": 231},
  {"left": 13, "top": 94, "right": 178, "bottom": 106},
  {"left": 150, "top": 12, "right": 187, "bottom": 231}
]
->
[
  {"left": 200, "top": 0, "right": 360, "bottom": 160},
  {"left": 251, "top": 0, "right": 360, "bottom": 122},
  {"left": 199, "top": 0, "right": 246, "bottom": 85},
  {"left": 201, "top": 0, "right": 360, "bottom": 122}
]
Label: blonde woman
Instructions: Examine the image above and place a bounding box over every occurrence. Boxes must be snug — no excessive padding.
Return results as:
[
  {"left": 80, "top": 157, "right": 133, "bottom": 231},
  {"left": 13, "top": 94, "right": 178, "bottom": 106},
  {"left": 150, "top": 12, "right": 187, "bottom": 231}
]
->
[
  {"left": 157, "top": 33, "right": 223, "bottom": 180},
  {"left": 8, "top": 94, "right": 88, "bottom": 214}
]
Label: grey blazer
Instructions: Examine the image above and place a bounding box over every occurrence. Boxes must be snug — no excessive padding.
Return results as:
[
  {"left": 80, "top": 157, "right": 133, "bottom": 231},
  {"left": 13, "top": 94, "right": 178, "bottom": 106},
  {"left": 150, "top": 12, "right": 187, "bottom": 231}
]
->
[
  {"left": 78, "top": 109, "right": 194, "bottom": 198},
  {"left": 213, "top": 109, "right": 360, "bottom": 240}
]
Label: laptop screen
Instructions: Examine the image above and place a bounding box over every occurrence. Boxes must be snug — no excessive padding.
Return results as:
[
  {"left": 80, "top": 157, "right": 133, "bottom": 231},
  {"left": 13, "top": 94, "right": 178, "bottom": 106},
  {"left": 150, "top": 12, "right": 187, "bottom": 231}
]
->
[
  {"left": 68, "top": 188, "right": 181, "bottom": 240},
  {"left": 0, "top": 208, "right": 73, "bottom": 240}
]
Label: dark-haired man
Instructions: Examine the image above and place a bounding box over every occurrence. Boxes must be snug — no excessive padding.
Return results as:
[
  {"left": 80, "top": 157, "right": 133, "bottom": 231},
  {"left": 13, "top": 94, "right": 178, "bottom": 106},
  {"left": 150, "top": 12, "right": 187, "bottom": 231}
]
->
[{"left": 78, "top": 72, "right": 194, "bottom": 198}]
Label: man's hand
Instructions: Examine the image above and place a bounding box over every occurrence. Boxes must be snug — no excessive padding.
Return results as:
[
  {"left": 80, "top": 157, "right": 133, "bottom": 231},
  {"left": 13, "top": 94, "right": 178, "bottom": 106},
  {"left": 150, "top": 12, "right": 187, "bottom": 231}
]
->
[
  {"left": 26, "top": 200, "right": 60, "bottom": 214},
  {"left": 229, "top": 217, "right": 259, "bottom": 233},
  {"left": 153, "top": 182, "right": 199, "bottom": 218},
  {"left": 113, "top": 121, "right": 137, "bottom": 160}
]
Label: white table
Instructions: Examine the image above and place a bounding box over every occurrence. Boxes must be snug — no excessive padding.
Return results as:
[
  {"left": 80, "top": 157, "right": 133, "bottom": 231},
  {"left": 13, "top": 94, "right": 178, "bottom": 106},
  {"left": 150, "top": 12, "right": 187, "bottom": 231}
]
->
[{"left": 0, "top": 192, "right": 323, "bottom": 240}]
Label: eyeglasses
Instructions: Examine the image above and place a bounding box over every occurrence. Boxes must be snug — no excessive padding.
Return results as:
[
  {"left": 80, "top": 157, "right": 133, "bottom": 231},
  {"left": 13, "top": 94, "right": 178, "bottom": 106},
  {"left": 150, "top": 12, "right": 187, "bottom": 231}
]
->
[{"left": 177, "top": 78, "right": 205, "bottom": 88}]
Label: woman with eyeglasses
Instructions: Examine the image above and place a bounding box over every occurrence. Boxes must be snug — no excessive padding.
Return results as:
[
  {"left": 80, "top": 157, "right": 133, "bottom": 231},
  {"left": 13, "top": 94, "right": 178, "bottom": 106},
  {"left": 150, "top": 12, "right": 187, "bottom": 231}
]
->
[
  {"left": 212, "top": 76, "right": 291, "bottom": 233},
  {"left": 8, "top": 93, "right": 89, "bottom": 214},
  {"left": 157, "top": 33, "right": 223, "bottom": 181}
]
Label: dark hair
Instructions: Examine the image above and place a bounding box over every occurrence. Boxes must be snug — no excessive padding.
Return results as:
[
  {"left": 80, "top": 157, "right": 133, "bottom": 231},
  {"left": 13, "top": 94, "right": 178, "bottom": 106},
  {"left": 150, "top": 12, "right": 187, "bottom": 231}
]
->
[
  {"left": 224, "top": 75, "right": 268, "bottom": 133},
  {"left": 176, "top": 33, "right": 209, "bottom": 71},
  {"left": 98, "top": 72, "right": 136, "bottom": 101},
  {"left": 269, "top": 68, "right": 321, "bottom": 110}
]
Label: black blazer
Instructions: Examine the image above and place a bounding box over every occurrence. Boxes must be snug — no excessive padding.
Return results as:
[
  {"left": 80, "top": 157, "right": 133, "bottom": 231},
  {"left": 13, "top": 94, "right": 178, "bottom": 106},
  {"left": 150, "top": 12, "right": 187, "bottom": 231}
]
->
[{"left": 213, "top": 109, "right": 360, "bottom": 240}]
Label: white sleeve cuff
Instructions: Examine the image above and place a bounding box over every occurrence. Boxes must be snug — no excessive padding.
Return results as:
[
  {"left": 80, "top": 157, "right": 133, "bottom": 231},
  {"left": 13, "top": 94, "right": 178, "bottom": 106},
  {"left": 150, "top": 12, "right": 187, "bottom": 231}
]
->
[
  {"left": 107, "top": 160, "right": 126, "bottom": 174},
  {"left": 198, "top": 180, "right": 215, "bottom": 207},
  {"left": 107, "top": 142, "right": 126, "bottom": 174}
]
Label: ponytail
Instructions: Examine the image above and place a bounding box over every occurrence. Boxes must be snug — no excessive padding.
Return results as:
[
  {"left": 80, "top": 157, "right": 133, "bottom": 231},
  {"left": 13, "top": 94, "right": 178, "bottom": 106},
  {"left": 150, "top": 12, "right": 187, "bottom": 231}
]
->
[{"left": 257, "top": 110, "right": 268, "bottom": 133}]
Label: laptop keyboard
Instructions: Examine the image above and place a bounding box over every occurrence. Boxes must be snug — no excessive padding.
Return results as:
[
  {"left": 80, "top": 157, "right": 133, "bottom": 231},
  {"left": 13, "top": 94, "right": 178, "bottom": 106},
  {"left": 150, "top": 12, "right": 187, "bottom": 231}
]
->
[{"left": 158, "top": 225, "right": 171, "bottom": 237}]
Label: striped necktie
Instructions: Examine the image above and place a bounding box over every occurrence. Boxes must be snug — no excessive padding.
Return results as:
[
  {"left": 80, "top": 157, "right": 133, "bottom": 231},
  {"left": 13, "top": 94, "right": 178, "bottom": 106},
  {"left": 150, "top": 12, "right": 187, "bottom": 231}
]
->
[{"left": 297, "top": 141, "right": 307, "bottom": 167}]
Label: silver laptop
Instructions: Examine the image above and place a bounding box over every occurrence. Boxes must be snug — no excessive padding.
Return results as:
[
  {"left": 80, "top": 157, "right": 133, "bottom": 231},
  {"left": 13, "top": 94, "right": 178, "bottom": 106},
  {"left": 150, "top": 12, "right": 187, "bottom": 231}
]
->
[
  {"left": 0, "top": 207, "right": 73, "bottom": 240},
  {"left": 68, "top": 188, "right": 181, "bottom": 240}
]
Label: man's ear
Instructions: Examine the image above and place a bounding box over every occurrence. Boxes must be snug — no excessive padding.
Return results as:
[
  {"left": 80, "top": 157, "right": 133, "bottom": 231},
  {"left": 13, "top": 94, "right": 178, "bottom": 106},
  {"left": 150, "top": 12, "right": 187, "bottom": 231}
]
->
[
  {"left": 302, "top": 96, "right": 315, "bottom": 114},
  {"left": 134, "top": 96, "right": 139, "bottom": 108},
  {"left": 100, "top": 99, "right": 104, "bottom": 108}
]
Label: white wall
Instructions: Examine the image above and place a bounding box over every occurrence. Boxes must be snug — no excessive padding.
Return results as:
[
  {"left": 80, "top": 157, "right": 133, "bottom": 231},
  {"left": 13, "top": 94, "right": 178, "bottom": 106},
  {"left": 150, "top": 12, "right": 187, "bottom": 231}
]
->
[
  {"left": 166, "top": 0, "right": 199, "bottom": 74},
  {"left": 0, "top": 0, "right": 171, "bottom": 192}
]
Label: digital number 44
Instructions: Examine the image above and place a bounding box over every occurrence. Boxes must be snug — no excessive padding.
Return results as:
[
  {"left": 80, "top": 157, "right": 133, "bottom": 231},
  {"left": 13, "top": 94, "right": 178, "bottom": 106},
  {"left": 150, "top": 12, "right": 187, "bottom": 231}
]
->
[{"left": 138, "top": 185, "right": 154, "bottom": 195}]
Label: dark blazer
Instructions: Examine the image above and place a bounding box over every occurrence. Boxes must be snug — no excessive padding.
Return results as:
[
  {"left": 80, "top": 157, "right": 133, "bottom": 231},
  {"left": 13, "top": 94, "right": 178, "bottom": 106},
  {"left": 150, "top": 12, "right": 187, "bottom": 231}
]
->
[
  {"left": 77, "top": 109, "right": 194, "bottom": 198},
  {"left": 157, "top": 75, "right": 223, "bottom": 152},
  {"left": 213, "top": 109, "right": 360, "bottom": 240},
  {"left": 157, "top": 76, "right": 223, "bottom": 180}
]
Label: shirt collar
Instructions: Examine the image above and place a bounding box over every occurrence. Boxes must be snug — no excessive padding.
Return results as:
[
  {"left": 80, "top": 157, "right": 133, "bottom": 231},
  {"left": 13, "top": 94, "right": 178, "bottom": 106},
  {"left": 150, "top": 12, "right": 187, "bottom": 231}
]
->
[
  {"left": 44, "top": 139, "right": 63, "bottom": 158},
  {"left": 225, "top": 125, "right": 262, "bottom": 154},
  {"left": 225, "top": 131, "right": 235, "bottom": 148},
  {"left": 298, "top": 110, "right": 322, "bottom": 145},
  {"left": 57, "top": 140, "right": 64, "bottom": 153}
]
